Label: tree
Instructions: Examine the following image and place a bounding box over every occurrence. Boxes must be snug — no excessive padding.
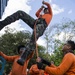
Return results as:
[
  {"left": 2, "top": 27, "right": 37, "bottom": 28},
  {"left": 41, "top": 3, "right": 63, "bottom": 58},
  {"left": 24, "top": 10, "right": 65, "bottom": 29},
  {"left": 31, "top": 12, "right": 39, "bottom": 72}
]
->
[
  {"left": 50, "top": 44, "right": 63, "bottom": 66},
  {"left": 43, "top": 19, "right": 75, "bottom": 65},
  {"left": 0, "top": 27, "right": 50, "bottom": 73},
  {"left": 44, "top": 19, "right": 75, "bottom": 54},
  {"left": 0, "top": 27, "right": 31, "bottom": 74},
  {"left": 0, "top": 27, "right": 31, "bottom": 55}
]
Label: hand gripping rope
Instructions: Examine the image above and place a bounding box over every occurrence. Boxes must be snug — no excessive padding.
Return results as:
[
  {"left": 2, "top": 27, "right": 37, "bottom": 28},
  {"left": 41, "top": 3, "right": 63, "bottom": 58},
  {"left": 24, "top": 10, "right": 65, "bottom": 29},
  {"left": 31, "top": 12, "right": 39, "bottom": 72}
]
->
[{"left": 34, "top": 0, "right": 45, "bottom": 58}]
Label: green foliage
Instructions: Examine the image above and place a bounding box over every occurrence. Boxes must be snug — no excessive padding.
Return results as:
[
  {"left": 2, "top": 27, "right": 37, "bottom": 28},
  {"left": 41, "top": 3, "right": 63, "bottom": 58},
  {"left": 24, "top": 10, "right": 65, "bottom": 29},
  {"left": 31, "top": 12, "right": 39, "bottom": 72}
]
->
[
  {"left": 0, "top": 19, "right": 75, "bottom": 73},
  {"left": 0, "top": 27, "right": 49, "bottom": 73},
  {"left": 44, "top": 19, "right": 75, "bottom": 66},
  {"left": 0, "top": 29, "right": 31, "bottom": 55},
  {"left": 0, "top": 28, "right": 31, "bottom": 74},
  {"left": 50, "top": 45, "right": 63, "bottom": 66}
]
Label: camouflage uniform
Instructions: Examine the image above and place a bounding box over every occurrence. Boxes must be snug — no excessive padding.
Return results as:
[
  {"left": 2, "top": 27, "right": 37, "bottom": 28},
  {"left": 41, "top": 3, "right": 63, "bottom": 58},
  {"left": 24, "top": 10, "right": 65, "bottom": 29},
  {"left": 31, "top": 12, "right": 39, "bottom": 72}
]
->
[{"left": 0, "top": 10, "right": 47, "bottom": 65}]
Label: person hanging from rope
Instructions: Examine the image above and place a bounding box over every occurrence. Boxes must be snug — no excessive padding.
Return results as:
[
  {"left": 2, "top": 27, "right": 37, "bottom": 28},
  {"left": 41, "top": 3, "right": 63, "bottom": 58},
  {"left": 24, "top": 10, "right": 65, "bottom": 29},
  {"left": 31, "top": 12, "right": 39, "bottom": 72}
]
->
[
  {"left": 17, "top": 1, "right": 53, "bottom": 66},
  {"left": 0, "top": 1, "right": 53, "bottom": 65}
]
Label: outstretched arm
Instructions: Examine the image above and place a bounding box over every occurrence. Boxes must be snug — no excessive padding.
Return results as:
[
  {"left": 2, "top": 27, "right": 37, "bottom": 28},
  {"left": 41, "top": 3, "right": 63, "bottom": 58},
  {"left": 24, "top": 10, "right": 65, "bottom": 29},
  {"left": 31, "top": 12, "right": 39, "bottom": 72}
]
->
[
  {"left": 0, "top": 51, "right": 17, "bottom": 62},
  {"left": 43, "top": 1, "right": 53, "bottom": 16},
  {"left": 35, "top": 6, "right": 45, "bottom": 18}
]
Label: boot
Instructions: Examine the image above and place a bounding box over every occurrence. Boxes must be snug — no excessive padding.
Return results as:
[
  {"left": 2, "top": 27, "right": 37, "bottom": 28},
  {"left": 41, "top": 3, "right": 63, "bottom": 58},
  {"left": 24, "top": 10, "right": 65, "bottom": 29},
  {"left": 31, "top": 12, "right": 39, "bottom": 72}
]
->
[
  {"left": 17, "top": 31, "right": 36, "bottom": 66},
  {"left": 17, "top": 41, "right": 36, "bottom": 66},
  {"left": 17, "top": 49, "right": 31, "bottom": 66},
  {"left": 0, "top": 23, "right": 5, "bottom": 30}
]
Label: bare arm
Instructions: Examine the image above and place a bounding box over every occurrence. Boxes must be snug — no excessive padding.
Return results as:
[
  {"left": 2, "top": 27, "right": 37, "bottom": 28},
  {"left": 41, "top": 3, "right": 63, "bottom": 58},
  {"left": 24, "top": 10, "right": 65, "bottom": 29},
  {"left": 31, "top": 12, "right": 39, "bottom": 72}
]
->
[
  {"left": 0, "top": 51, "right": 17, "bottom": 62},
  {"left": 35, "top": 6, "right": 44, "bottom": 18}
]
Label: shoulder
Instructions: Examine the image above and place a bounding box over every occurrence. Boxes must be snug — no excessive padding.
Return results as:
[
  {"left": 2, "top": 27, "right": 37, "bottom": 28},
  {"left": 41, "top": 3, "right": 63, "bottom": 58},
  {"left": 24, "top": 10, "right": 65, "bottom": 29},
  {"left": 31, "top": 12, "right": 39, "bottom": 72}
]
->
[
  {"left": 65, "top": 53, "right": 74, "bottom": 56},
  {"left": 64, "top": 53, "right": 75, "bottom": 59}
]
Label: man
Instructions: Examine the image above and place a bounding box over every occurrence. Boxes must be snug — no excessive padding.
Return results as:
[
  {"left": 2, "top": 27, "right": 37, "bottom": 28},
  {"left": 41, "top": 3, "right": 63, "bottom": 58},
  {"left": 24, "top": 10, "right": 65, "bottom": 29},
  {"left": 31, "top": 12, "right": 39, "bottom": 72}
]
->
[
  {"left": 29, "top": 64, "right": 49, "bottom": 75},
  {"left": 36, "top": 40, "right": 75, "bottom": 75},
  {"left": 0, "top": 45, "right": 34, "bottom": 75},
  {"left": 0, "top": 1, "right": 53, "bottom": 65},
  {"left": 29, "top": 62, "right": 55, "bottom": 75}
]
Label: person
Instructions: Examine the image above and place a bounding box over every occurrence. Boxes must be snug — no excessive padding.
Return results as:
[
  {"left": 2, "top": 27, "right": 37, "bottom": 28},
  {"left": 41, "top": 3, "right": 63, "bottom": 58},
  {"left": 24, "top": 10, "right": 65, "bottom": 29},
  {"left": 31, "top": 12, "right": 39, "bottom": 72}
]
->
[
  {"left": 29, "top": 64, "right": 49, "bottom": 75},
  {"left": 29, "top": 61, "right": 55, "bottom": 75},
  {"left": 17, "top": 1, "right": 53, "bottom": 66},
  {"left": 36, "top": 40, "right": 75, "bottom": 75},
  {"left": 0, "top": 45, "right": 34, "bottom": 75},
  {"left": 0, "top": 1, "right": 53, "bottom": 65}
]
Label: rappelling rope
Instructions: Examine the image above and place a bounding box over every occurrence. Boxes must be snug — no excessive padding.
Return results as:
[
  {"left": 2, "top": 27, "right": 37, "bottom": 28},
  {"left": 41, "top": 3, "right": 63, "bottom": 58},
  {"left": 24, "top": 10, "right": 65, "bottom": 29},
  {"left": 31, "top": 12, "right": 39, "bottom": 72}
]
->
[
  {"left": 34, "top": 19, "right": 39, "bottom": 58},
  {"left": 34, "top": 0, "right": 45, "bottom": 58}
]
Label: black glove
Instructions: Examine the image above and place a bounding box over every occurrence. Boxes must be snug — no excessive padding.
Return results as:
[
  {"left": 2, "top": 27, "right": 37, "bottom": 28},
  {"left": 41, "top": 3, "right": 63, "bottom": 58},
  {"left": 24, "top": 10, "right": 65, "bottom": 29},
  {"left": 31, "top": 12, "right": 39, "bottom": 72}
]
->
[
  {"left": 41, "top": 58, "right": 51, "bottom": 66},
  {"left": 37, "top": 62, "right": 46, "bottom": 70}
]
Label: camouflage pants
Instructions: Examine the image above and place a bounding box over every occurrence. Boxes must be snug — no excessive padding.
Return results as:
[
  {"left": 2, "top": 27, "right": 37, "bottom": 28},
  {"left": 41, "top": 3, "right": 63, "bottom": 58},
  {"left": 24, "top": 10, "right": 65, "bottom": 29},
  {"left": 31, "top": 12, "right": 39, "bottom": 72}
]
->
[
  {"left": 29, "top": 18, "right": 47, "bottom": 50},
  {"left": 0, "top": 10, "right": 47, "bottom": 49},
  {"left": 0, "top": 10, "right": 47, "bottom": 63},
  {"left": 0, "top": 10, "right": 35, "bottom": 29},
  {"left": 20, "top": 18, "right": 47, "bottom": 64}
]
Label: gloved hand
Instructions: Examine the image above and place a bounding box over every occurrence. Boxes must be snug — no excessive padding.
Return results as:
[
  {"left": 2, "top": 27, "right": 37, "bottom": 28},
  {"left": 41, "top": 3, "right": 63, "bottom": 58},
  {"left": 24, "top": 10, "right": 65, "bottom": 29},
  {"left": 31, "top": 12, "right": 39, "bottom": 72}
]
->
[
  {"left": 41, "top": 58, "right": 51, "bottom": 66},
  {"left": 36, "top": 57, "right": 51, "bottom": 66},
  {"left": 37, "top": 62, "right": 46, "bottom": 70},
  {"left": 42, "top": 0, "right": 45, "bottom": 4}
]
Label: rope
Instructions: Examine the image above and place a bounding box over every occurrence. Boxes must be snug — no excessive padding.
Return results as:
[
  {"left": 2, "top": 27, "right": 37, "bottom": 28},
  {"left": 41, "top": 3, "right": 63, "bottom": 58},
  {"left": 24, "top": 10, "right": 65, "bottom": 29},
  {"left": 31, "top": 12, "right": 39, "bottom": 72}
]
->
[
  {"left": 34, "top": 20, "right": 39, "bottom": 58},
  {"left": 34, "top": 0, "right": 45, "bottom": 58}
]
